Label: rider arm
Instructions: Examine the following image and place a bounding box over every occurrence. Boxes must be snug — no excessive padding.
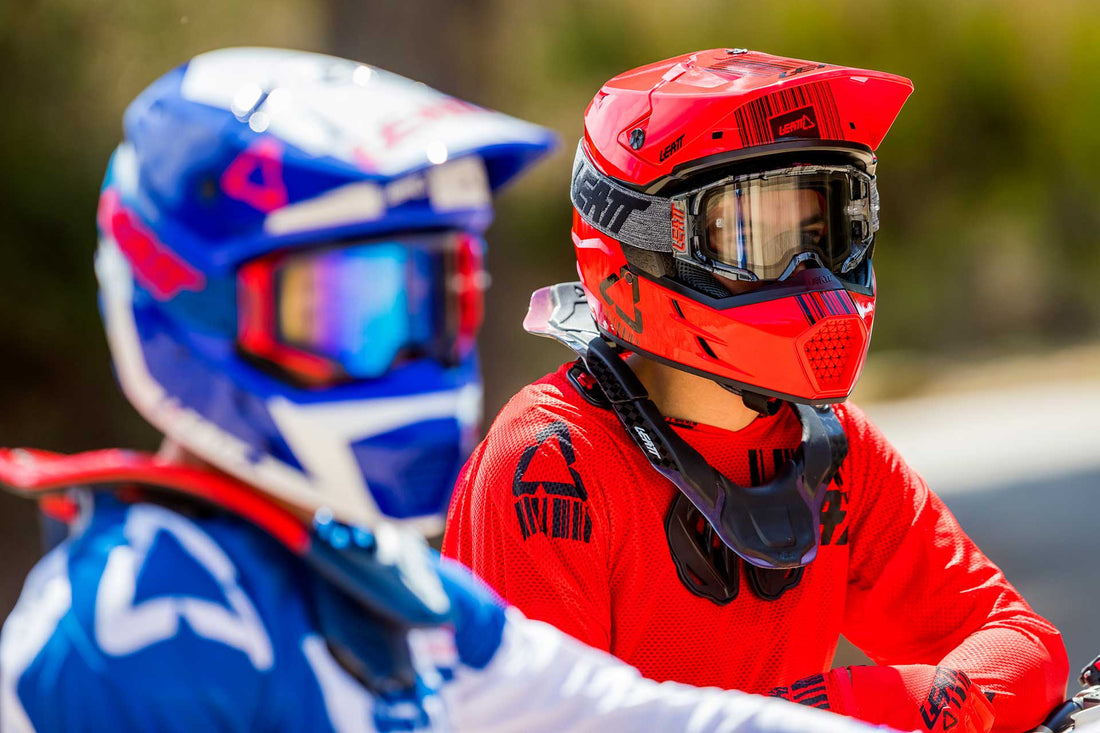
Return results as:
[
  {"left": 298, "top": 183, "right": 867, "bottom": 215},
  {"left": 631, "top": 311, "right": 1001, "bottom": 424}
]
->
[
  {"left": 832, "top": 403, "right": 1068, "bottom": 732},
  {"left": 442, "top": 395, "right": 617, "bottom": 651},
  {"left": 436, "top": 556, "right": 894, "bottom": 733}
]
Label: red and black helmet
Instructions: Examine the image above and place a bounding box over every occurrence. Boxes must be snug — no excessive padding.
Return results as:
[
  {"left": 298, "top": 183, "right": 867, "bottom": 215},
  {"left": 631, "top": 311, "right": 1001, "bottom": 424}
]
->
[{"left": 571, "top": 49, "right": 913, "bottom": 405}]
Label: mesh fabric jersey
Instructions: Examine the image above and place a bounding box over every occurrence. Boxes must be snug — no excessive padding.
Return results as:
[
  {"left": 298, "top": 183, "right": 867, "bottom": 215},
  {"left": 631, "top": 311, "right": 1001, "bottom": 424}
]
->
[{"left": 442, "top": 363, "right": 1069, "bottom": 733}]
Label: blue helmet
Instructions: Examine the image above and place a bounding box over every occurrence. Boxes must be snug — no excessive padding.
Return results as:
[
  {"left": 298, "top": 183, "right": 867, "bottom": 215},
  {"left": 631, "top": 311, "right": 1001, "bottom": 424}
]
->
[{"left": 95, "top": 47, "right": 556, "bottom": 533}]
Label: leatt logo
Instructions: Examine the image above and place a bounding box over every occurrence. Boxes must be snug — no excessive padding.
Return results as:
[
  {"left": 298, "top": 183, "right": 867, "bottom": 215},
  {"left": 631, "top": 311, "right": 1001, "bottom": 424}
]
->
[
  {"left": 658, "top": 134, "right": 684, "bottom": 162},
  {"left": 572, "top": 164, "right": 650, "bottom": 234},
  {"left": 633, "top": 426, "right": 661, "bottom": 459},
  {"left": 919, "top": 668, "right": 975, "bottom": 731},
  {"left": 778, "top": 64, "right": 826, "bottom": 79},
  {"left": 779, "top": 115, "right": 815, "bottom": 136},
  {"left": 670, "top": 204, "right": 686, "bottom": 252},
  {"left": 512, "top": 421, "right": 593, "bottom": 543},
  {"left": 768, "top": 105, "right": 820, "bottom": 141}
]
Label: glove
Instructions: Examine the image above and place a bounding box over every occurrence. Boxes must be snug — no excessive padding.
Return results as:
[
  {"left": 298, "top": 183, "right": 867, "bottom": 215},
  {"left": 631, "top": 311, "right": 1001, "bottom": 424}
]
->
[{"left": 768, "top": 665, "right": 995, "bottom": 733}]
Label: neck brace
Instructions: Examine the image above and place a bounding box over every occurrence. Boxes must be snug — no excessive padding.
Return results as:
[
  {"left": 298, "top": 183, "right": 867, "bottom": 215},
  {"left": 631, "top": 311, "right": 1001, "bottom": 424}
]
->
[{"left": 523, "top": 282, "right": 848, "bottom": 571}]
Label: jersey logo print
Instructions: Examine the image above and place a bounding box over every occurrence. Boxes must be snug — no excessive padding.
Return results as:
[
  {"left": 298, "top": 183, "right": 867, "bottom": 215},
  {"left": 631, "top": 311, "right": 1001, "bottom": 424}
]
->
[
  {"left": 94, "top": 504, "right": 273, "bottom": 670},
  {"left": 747, "top": 448, "right": 794, "bottom": 486},
  {"left": 768, "top": 673, "right": 831, "bottom": 710},
  {"left": 920, "top": 667, "right": 974, "bottom": 731},
  {"left": 819, "top": 468, "right": 849, "bottom": 546},
  {"left": 512, "top": 421, "right": 592, "bottom": 543}
]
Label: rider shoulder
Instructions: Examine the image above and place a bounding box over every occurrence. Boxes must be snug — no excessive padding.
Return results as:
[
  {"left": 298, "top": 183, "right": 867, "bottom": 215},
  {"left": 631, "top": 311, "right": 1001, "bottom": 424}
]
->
[
  {"left": 486, "top": 362, "right": 628, "bottom": 465},
  {"left": 1, "top": 494, "right": 305, "bottom": 732}
]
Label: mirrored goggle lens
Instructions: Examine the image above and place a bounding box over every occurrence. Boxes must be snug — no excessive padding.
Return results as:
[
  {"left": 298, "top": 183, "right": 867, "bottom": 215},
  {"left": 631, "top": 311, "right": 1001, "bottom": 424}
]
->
[
  {"left": 700, "top": 167, "right": 876, "bottom": 281},
  {"left": 238, "top": 232, "right": 485, "bottom": 385}
]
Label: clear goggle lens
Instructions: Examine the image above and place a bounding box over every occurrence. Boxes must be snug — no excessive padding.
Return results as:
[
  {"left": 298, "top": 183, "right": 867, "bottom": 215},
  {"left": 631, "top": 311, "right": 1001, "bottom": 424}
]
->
[{"left": 696, "top": 165, "right": 876, "bottom": 281}]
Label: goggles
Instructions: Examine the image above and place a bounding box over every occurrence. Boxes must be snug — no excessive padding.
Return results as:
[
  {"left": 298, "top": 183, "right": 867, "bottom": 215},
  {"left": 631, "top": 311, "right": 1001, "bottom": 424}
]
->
[
  {"left": 238, "top": 231, "right": 485, "bottom": 386},
  {"left": 691, "top": 164, "right": 877, "bottom": 281},
  {"left": 571, "top": 145, "right": 879, "bottom": 283}
]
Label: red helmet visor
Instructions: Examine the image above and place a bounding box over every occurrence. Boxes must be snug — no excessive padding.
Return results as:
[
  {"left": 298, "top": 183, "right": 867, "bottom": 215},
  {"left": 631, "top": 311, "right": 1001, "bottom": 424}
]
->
[{"left": 237, "top": 232, "right": 486, "bottom": 386}]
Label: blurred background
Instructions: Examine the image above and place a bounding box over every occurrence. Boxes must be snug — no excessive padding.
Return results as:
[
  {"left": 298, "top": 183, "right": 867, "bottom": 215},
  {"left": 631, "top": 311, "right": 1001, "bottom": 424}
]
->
[{"left": 1, "top": 0, "right": 1097, "bottom": 686}]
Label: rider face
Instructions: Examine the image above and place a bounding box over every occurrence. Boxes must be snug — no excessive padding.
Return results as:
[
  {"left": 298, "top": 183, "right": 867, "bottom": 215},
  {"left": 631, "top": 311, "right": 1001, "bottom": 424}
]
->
[{"left": 708, "top": 187, "right": 826, "bottom": 296}]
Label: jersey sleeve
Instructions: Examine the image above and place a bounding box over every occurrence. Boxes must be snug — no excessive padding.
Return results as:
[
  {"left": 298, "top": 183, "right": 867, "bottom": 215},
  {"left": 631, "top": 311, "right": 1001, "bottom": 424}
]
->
[
  {"left": 447, "top": 607, "right": 896, "bottom": 733},
  {"left": 1, "top": 513, "right": 270, "bottom": 733},
  {"left": 836, "top": 403, "right": 1069, "bottom": 732},
  {"left": 442, "top": 393, "right": 617, "bottom": 650},
  {"left": 435, "top": 551, "right": 892, "bottom": 732}
]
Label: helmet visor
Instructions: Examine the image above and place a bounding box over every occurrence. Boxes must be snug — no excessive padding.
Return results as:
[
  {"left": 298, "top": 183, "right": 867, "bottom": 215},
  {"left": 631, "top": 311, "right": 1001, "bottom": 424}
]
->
[
  {"left": 238, "top": 232, "right": 485, "bottom": 385},
  {"left": 698, "top": 165, "right": 876, "bottom": 281}
]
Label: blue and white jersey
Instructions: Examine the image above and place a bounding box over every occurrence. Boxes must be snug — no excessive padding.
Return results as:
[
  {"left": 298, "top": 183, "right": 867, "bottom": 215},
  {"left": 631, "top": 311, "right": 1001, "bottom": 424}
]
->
[
  {"left": 1, "top": 494, "right": 895, "bottom": 733},
  {"left": 1, "top": 495, "right": 449, "bottom": 732}
]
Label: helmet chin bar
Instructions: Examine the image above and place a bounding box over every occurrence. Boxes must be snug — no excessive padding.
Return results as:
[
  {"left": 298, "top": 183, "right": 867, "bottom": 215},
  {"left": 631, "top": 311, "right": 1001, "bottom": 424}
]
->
[{"left": 524, "top": 282, "right": 848, "bottom": 570}]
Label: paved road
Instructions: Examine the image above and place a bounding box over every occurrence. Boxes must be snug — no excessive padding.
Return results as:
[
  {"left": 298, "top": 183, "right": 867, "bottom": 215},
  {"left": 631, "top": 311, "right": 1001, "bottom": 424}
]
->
[
  {"left": 865, "top": 382, "right": 1100, "bottom": 498},
  {"left": 832, "top": 383, "right": 1100, "bottom": 678},
  {"left": 942, "top": 467, "right": 1100, "bottom": 676}
]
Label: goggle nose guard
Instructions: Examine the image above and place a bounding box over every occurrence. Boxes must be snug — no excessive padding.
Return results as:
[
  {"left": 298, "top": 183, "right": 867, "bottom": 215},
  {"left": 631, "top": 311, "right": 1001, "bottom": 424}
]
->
[{"left": 525, "top": 282, "right": 848, "bottom": 569}]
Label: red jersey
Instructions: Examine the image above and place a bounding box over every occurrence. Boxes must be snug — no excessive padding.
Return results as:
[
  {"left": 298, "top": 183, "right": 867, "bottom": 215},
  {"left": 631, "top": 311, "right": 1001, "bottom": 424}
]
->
[{"left": 443, "top": 363, "right": 1068, "bottom": 732}]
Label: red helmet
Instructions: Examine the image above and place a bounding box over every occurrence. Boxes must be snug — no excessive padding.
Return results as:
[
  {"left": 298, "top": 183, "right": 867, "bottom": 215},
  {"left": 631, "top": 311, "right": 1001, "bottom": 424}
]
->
[{"left": 572, "top": 49, "right": 913, "bottom": 405}]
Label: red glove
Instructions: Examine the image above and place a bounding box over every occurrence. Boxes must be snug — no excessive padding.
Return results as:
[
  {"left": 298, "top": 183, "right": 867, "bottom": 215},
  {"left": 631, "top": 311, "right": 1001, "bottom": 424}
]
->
[{"left": 768, "top": 666, "right": 995, "bottom": 733}]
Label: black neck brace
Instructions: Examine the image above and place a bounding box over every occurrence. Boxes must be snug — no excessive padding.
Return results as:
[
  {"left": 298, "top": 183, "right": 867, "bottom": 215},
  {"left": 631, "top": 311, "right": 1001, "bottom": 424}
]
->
[{"left": 524, "top": 282, "right": 848, "bottom": 570}]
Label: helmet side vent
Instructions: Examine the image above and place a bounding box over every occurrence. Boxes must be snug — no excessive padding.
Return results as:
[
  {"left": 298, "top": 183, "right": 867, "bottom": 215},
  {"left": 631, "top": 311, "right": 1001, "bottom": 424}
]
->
[{"left": 696, "top": 336, "right": 718, "bottom": 361}]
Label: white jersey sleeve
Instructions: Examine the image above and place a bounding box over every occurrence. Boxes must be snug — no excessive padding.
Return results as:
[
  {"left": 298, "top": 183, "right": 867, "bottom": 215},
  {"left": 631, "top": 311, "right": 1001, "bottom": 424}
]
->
[{"left": 445, "top": 608, "right": 895, "bottom": 733}]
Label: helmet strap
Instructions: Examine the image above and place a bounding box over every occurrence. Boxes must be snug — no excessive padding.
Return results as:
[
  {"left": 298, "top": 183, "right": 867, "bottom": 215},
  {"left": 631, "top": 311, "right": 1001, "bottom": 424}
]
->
[{"left": 728, "top": 386, "right": 782, "bottom": 417}]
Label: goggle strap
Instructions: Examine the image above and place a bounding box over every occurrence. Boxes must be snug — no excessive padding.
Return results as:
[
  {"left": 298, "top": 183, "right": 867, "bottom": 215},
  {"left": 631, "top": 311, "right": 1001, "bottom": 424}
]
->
[
  {"left": 571, "top": 142, "right": 880, "bottom": 265},
  {"left": 570, "top": 143, "right": 675, "bottom": 253}
]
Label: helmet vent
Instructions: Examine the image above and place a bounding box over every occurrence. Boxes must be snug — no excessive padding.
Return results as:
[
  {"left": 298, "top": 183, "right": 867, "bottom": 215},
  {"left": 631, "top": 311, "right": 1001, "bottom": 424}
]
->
[
  {"left": 696, "top": 336, "right": 718, "bottom": 360},
  {"left": 674, "top": 259, "right": 729, "bottom": 299},
  {"left": 801, "top": 319, "right": 858, "bottom": 391}
]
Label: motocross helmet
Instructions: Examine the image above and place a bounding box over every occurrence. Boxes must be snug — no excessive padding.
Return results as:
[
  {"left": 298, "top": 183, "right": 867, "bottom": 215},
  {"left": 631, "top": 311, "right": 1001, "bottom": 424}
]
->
[
  {"left": 95, "top": 48, "right": 556, "bottom": 533},
  {"left": 572, "top": 49, "right": 912, "bottom": 405}
]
